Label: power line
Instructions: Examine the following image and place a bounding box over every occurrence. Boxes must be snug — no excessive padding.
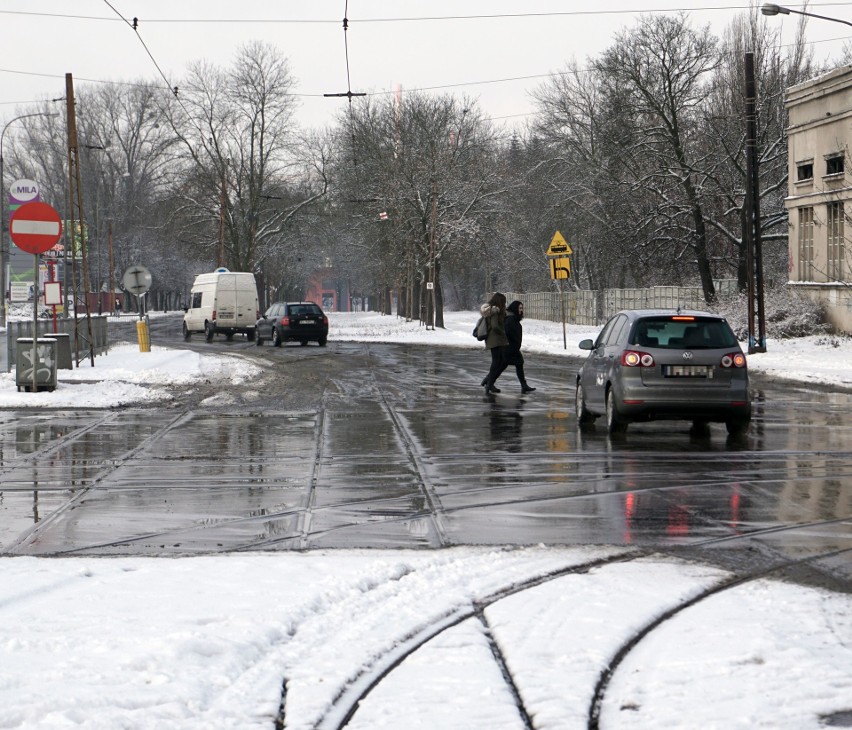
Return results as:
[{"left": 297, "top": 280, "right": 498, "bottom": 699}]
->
[
  {"left": 3, "top": 4, "right": 852, "bottom": 23},
  {"left": 101, "top": 1, "right": 179, "bottom": 99}
]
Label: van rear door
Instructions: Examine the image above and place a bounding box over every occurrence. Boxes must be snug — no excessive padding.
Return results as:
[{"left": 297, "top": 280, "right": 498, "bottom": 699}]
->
[
  {"left": 215, "top": 274, "right": 238, "bottom": 326},
  {"left": 235, "top": 274, "right": 259, "bottom": 329}
]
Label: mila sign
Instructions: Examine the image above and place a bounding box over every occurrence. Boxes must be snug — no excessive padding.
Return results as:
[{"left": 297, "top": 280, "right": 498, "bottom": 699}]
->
[{"left": 8, "top": 178, "right": 40, "bottom": 206}]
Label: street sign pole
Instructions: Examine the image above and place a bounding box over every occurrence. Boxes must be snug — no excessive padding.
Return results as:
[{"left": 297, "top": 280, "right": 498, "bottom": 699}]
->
[
  {"left": 8, "top": 201, "right": 63, "bottom": 389},
  {"left": 122, "top": 265, "right": 153, "bottom": 352},
  {"left": 31, "top": 253, "right": 37, "bottom": 391},
  {"left": 546, "top": 231, "right": 573, "bottom": 350}
]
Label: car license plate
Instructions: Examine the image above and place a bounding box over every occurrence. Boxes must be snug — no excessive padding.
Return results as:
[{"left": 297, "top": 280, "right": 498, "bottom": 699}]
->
[
  {"left": 301, "top": 319, "right": 315, "bottom": 325},
  {"left": 664, "top": 365, "right": 713, "bottom": 378}
]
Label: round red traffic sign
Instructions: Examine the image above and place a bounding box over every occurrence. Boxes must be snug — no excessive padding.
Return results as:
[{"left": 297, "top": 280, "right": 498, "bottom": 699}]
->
[{"left": 9, "top": 201, "right": 63, "bottom": 255}]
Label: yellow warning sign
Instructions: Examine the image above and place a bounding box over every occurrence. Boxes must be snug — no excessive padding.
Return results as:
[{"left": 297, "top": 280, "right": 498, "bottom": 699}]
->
[
  {"left": 546, "top": 230, "right": 572, "bottom": 256},
  {"left": 550, "top": 256, "right": 571, "bottom": 280}
]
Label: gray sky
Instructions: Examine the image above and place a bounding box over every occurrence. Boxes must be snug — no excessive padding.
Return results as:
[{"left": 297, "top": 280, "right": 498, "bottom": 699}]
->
[{"left": 1, "top": 1, "right": 850, "bottom": 133}]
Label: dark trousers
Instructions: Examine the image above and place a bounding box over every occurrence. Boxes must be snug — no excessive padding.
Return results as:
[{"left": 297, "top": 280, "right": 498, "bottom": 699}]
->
[
  {"left": 485, "top": 346, "right": 507, "bottom": 387},
  {"left": 486, "top": 347, "right": 528, "bottom": 388}
]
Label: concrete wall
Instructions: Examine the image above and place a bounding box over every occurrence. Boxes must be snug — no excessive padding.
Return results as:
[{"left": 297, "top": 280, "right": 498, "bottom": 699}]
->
[{"left": 785, "top": 65, "right": 852, "bottom": 333}]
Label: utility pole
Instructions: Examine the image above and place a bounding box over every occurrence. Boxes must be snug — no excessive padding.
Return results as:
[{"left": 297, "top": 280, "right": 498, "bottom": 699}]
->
[
  {"left": 66, "top": 72, "right": 95, "bottom": 367},
  {"left": 744, "top": 53, "right": 767, "bottom": 354},
  {"left": 218, "top": 164, "right": 227, "bottom": 268},
  {"left": 427, "top": 177, "right": 437, "bottom": 330},
  {"left": 107, "top": 218, "right": 115, "bottom": 314}
]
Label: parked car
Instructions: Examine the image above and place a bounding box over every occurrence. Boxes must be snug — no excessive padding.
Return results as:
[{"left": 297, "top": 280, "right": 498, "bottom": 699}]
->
[
  {"left": 256, "top": 302, "right": 329, "bottom": 347},
  {"left": 575, "top": 309, "right": 751, "bottom": 436}
]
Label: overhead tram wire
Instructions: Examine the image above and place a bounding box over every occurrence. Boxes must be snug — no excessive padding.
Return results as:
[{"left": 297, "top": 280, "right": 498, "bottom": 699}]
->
[
  {"left": 3, "top": 4, "right": 846, "bottom": 124},
  {"left": 6, "top": 5, "right": 852, "bottom": 23},
  {"left": 98, "top": 0, "right": 249, "bottom": 180},
  {"left": 324, "top": 1, "right": 366, "bottom": 175},
  {"left": 100, "top": 1, "right": 179, "bottom": 100}
]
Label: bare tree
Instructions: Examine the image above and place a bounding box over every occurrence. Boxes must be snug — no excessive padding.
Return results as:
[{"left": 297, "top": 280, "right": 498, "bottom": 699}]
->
[
  {"left": 337, "top": 91, "right": 508, "bottom": 325},
  {"left": 596, "top": 14, "right": 721, "bottom": 302},
  {"left": 164, "top": 41, "right": 328, "bottom": 276},
  {"left": 701, "top": 9, "right": 818, "bottom": 290}
]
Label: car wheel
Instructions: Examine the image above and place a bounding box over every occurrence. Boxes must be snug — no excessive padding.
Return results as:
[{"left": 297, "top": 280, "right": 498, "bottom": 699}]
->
[
  {"left": 318, "top": 337, "right": 327, "bottom": 347},
  {"left": 226, "top": 332, "right": 234, "bottom": 341},
  {"left": 204, "top": 322, "right": 214, "bottom": 342},
  {"left": 575, "top": 383, "right": 595, "bottom": 425},
  {"left": 271, "top": 328, "right": 281, "bottom": 347},
  {"left": 605, "top": 388, "right": 628, "bottom": 434},
  {"left": 299, "top": 340, "right": 308, "bottom": 346},
  {"left": 182, "top": 323, "right": 191, "bottom": 342},
  {"left": 726, "top": 418, "right": 750, "bottom": 437}
]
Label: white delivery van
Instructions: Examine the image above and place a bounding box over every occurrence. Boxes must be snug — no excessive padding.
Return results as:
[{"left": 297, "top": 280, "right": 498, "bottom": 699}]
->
[{"left": 183, "top": 268, "right": 259, "bottom": 342}]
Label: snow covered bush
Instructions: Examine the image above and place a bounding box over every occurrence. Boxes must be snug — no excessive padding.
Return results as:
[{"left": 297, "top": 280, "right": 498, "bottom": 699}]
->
[{"left": 712, "top": 286, "right": 830, "bottom": 339}]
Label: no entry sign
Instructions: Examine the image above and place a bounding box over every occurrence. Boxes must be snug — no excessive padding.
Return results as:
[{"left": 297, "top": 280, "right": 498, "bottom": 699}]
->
[{"left": 10, "top": 201, "right": 63, "bottom": 255}]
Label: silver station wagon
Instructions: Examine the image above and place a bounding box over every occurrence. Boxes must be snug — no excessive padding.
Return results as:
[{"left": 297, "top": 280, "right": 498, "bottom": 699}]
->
[{"left": 575, "top": 310, "right": 751, "bottom": 436}]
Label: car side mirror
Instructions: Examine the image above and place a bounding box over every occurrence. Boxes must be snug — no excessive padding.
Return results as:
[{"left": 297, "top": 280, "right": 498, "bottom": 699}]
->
[
  {"left": 183, "top": 306, "right": 188, "bottom": 313},
  {"left": 579, "top": 338, "right": 595, "bottom": 350}
]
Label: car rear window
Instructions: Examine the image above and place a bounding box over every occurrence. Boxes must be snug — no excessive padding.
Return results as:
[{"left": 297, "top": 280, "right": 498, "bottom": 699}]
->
[
  {"left": 631, "top": 317, "right": 738, "bottom": 349},
  {"left": 288, "top": 304, "right": 323, "bottom": 316}
]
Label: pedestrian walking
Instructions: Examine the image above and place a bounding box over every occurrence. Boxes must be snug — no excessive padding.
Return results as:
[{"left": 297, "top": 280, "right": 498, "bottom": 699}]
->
[
  {"left": 505, "top": 300, "right": 536, "bottom": 393},
  {"left": 480, "top": 292, "right": 509, "bottom": 394}
]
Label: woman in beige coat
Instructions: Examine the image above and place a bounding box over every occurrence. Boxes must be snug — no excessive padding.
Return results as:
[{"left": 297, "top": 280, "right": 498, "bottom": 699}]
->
[{"left": 480, "top": 292, "right": 509, "bottom": 394}]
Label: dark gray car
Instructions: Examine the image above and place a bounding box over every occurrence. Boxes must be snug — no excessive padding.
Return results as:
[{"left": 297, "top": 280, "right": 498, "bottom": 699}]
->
[
  {"left": 575, "top": 310, "right": 751, "bottom": 435},
  {"left": 256, "top": 301, "right": 329, "bottom": 347}
]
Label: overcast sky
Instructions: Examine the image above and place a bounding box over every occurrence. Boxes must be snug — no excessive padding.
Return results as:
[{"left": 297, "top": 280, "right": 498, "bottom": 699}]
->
[{"left": 1, "top": 1, "right": 851, "bottom": 134}]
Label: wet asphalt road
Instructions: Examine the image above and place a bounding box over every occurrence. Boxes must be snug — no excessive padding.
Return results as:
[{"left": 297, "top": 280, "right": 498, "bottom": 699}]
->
[{"left": 0, "top": 315, "right": 850, "bottom": 587}]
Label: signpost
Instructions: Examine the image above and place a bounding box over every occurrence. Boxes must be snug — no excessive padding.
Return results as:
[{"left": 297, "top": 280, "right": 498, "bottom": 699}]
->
[
  {"left": 9, "top": 201, "right": 63, "bottom": 392},
  {"left": 122, "top": 265, "right": 152, "bottom": 352},
  {"left": 546, "top": 230, "right": 573, "bottom": 349}
]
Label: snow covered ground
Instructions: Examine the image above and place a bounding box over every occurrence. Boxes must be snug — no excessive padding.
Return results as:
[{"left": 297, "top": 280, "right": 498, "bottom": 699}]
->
[{"left": 1, "top": 311, "right": 851, "bottom": 729}]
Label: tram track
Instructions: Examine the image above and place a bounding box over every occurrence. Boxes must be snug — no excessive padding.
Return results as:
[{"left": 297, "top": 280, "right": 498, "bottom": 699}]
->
[
  {"left": 6, "top": 410, "right": 197, "bottom": 554},
  {"left": 300, "top": 542, "right": 852, "bottom": 730}
]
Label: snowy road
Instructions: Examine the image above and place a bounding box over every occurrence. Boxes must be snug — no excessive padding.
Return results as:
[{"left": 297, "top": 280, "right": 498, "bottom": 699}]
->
[{"left": 1, "top": 313, "right": 851, "bottom": 728}]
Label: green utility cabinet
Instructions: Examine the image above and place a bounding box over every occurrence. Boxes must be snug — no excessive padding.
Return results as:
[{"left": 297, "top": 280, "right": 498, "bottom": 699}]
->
[{"left": 15, "top": 338, "right": 58, "bottom": 392}]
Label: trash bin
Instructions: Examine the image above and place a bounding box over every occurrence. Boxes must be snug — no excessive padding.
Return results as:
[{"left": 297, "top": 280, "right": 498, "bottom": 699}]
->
[
  {"left": 43, "top": 333, "right": 73, "bottom": 369},
  {"left": 15, "top": 338, "right": 58, "bottom": 392}
]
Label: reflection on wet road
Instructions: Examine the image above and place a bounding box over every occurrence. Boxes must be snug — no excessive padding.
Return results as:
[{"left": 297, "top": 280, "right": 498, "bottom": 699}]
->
[{"left": 1, "top": 343, "right": 850, "bottom": 572}]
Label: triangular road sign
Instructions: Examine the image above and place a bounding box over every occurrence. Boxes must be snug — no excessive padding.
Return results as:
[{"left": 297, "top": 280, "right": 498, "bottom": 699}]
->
[{"left": 546, "top": 230, "right": 572, "bottom": 256}]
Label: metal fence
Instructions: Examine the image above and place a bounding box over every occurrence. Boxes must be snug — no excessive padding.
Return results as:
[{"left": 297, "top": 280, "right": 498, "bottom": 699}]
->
[
  {"left": 506, "top": 281, "right": 735, "bottom": 327},
  {"left": 3, "top": 316, "right": 109, "bottom": 372}
]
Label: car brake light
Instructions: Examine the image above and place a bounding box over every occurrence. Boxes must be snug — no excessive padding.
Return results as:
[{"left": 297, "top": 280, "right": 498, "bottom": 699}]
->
[
  {"left": 720, "top": 353, "right": 746, "bottom": 368},
  {"left": 322, "top": 316, "right": 328, "bottom": 325},
  {"left": 672, "top": 316, "right": 695, "bottom": 321},
  {"left": 281, "top": 316, "right": 290, "bottom": 326},
  {"left": 622, "top": 350, "right": 654, "bottom": 367},
  {"left": 212, "top": 310, "right": 216, "bottom": 320}
]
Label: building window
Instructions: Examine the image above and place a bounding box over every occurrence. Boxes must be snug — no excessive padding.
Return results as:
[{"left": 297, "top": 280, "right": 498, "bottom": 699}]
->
[
  {"left": 798, "top": 207, "right": 814, "bottom": 281},
  {"left": 797, "top": 162, "right": 813, "bottom": 181},
  {"left": 826, "top": 155, "right": 845, "bottom": 176},
  {"left": 827, "top": 202, "right": 845, "bottom": 281}
]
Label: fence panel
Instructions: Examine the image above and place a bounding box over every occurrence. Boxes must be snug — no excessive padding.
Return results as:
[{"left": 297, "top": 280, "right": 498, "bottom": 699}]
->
[
  {"left": 505, "top": 281, "right": 735, "bottom": 328},
  {"left": 4, "top": 316, "right": 109, "bottom": 372}
]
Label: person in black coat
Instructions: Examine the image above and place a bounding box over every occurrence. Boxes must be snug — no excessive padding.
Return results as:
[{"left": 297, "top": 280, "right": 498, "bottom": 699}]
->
[{"left": 504, "top": 300, "right": 536, "bottom": 393}]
